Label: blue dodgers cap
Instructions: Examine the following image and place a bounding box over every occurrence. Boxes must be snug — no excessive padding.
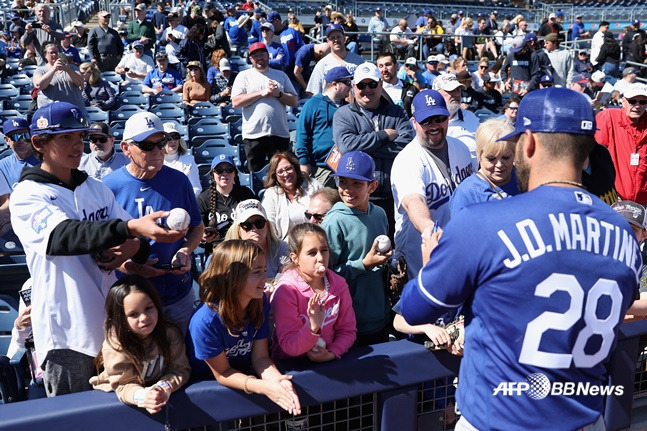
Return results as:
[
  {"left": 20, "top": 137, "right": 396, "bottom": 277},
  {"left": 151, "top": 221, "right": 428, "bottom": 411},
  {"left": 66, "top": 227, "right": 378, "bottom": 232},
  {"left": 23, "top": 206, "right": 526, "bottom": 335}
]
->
[
  {"left": 267, "top": 11, "right": 281, "bottom": 22},
  {"left": 3, "top": 118, "right": 28, "bottom": 135},
  {"left": 30, "top": 102, "right": 89, "bottom": 136},
  {"left": 498, "top": 87, "right": 595, "bottom": 141},
  {"left": 325, "top": 23, "right": 345, "bottom": 36},
  {"left": 324, "top": 66, "right": 352, "bottom": 83},
  {"left": 540, "top": 74, "right": 554, "bottom": 83},
  {"left": 332, "top": 151, "right": 376, "bottom": 182},
  {"left": 411, "top": 90, "right": 450, "bottom": 123},
  {"left": 254, "top": 7, "right": 262, "bottom": 14},
  {"left": 632, "top": 19, "right": 641, "bottom": 26},
  {"left": 210, "top": 153, "right": 236, "bottom": 170}
]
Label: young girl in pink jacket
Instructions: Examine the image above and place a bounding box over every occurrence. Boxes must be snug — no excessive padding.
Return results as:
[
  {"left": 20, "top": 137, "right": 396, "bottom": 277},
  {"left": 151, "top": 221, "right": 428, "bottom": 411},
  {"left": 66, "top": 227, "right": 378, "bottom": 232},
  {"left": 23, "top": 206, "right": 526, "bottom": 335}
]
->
[{"left": 271, "top": 223, "right": 357, "bottom": 361}]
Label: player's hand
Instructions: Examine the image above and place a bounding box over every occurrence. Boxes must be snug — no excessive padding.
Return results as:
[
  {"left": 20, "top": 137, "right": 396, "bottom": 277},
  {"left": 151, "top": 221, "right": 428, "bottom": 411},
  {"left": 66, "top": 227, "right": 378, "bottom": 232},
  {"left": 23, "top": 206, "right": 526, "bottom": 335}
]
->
[
  {"left": 423, "top": 325, "right": 451, "bottom": 349},
  {"left": 15, "top": 305, "right": 31, "bottom": 330},
  {"left": 169, "top": 249, "right": 191, "bottom": 274},
  {"left": 127, "top": 211, "right": 187, "bottom": 243},
  {"left": 307, "top": 293, "right": 326, "bottom": 333},
  {"left": 260, "top": 375, "right": 301, "bottom": 415},
  {"left": 421, "top": 227, "right": 443, "bottom": 266},
  {"left": 307, "top": 346, "right": 335, "bottom": 362},
  {"left": 120, "top": 257, "right": 166, "bottom": 278},
  {"left": 96, "top": 238, "right": 141, "bottom": 270},
  {"left": 362, "top": 239, "right": 391, "bottom": 268},
  {"left": 142, "top": 385, "right": 168, "bottom": 414}
]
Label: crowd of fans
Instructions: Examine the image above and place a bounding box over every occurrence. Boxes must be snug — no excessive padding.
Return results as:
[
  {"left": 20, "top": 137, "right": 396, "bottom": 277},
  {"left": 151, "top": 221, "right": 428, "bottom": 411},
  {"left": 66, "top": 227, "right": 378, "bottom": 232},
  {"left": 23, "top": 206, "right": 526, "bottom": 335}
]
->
[{"left": 4, "top": 1, "right": 647, "bottom": 428}]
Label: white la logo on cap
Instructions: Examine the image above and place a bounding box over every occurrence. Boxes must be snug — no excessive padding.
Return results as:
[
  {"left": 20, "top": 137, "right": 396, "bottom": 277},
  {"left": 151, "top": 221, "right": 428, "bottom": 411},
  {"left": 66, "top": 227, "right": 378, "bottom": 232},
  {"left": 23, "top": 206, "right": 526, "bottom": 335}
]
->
[
  {"left": 345, "top": 156, "right": 355, "bottom": 171},
  {"left": 425, "top": 95, "right": 436, "bottom": 106},
  {"left": 11, "top": 120, "right": 18, "bottom": 127}
]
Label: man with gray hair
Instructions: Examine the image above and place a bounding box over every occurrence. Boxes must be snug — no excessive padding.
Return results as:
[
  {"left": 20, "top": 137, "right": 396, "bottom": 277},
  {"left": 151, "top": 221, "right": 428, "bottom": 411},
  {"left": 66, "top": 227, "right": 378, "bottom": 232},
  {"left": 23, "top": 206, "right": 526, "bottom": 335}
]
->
[{"left": 20, "top": 4, "right": 64, "bottom": 64}]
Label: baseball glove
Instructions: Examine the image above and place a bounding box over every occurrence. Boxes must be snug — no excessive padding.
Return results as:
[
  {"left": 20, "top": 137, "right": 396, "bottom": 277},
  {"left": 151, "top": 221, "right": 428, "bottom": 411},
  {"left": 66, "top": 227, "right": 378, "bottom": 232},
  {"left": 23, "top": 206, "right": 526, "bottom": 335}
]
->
[
  {"left": 424, "top": 315, "right": 465, "bottom": 351},
  {"left": 386, "top": 255, "right": 408, "bottom": 300}
]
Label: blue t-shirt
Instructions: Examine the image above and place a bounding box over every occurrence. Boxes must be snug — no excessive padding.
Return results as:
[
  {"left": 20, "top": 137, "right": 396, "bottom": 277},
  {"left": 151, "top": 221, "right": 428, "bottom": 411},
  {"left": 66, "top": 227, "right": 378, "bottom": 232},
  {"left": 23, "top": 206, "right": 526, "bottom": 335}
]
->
[
  {"left": 449, "top": 170, "right": 519, "bottom": 217},
  {"left": 294, "top": 43, "right": 316, "bottom": 85},
  {"left": 62, "top": 45, "right": 82, "bottom": 64},
  {"left": 206, "top": 65, "right": 220, "bottom": 86},
  {"left": 143, "top": 67, "right": 183, "bottom": 90},
  {"left": 401, "top": 186, "right": 641, "bottom": 430},
  {"left": 188, "top": 295, "right": 270, "bottom": 375},
  {"left": 278, "top": 26, "right": 304, "bottom": 71},
  {"left": 0, "top": 153, "right": 40, "bottom": 191},
  {"left": 103, "top": 165, "right": 202, "bottom": 304}
]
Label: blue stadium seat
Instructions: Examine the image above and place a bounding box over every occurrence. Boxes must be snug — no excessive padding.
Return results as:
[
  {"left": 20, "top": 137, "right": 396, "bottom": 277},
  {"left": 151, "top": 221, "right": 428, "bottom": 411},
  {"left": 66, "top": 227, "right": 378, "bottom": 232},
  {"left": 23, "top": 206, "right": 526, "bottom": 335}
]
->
[
  {"left": 117, "top": 94, "right": 149, "bottom": 109},
  {"left": 150, "top": 91, "right": 182, "bottom": 106},
  {"left": 121, "top": 82, "right": 143, "bottom": 93},
  {"left": 6, "top": 75, "right": 32, "bottom": 94},
  {"left": 20, "top": 65, "right": 37, "bottom": 77},
  {"left": 0, "top": 110, "right": 21, "bottom": 121},
  {"left": 86, "top": 106, "right": 109, "bottom": 123},
  {"left": 193, "top": 141, "right": 241, "bottom": 166},
  {"left": 151, "top": 103, "right": 185, "bottom": 122},
  {"left": 251, "top": 164, "right": 269, "bottom": 195},
  {"left": 100, "top": 71, "right": 123, "bottom": 84},
  {"left": 188, "top": 102, "right": 221, "bottom": 119},
  {"left": 0, "top": 85, "right": 19, "bottom": 101},
  {"left": 110, "top": 105, "right": 145, "bottom": 123},
  {"left": 6, "top": 95, "right": 32, "bottom": 113}
]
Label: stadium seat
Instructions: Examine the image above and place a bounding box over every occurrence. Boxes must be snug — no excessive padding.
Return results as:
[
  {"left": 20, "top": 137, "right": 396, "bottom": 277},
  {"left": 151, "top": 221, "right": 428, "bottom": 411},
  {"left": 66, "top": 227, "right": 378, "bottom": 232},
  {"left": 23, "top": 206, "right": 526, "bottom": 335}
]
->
[
  {"left": 188, "top": 102, "right": 221, "bottom": 119},
  {"left": 151, "top": 103, "right": 185, "bottom": 122},
  {"left": 0, "top": 85, "right": 19, "bottom": 101},
  {"left": 0, "top": 110, "right": 21, "bottom": 121},
  {"left": 475, "top": 109, "right": 497, "bottom": 122},
  {"left": 6, "top": 75, "right": 32, "bottom": 94},
  {"left": 0, "top": 294, "right": 26, "bottom": 404},
  {"left": 121, "top": 82, "right": 143, "bottom": 93},
  {"left": 6, "top": 95, "right": 33, "bottom": 113},
  {"left": 193, "top": 141, "right": 241, "bottom": 166},
  {"left": 100, "top": 71, "right": 123, "bottom": 84},
  {"left": 150, "top": 91, "right": 182, "bottom": 106},
  {"left": 20, "top": 65, "right": 37, "bottom": 77},
  {"left": 86, "top": 106, "right": 109, "bottom": 123},
  {"left": 251, "top": 164, "right": 269, "bottom": 195},
  {"left": 110, "top": 105, "right": 145, "bottom": 123},
  {"left": 197, "top": 163, "right": 212, "bottom": 191},
  {"left": 117, "top": 94, "right": 149, "bottom": 109}
]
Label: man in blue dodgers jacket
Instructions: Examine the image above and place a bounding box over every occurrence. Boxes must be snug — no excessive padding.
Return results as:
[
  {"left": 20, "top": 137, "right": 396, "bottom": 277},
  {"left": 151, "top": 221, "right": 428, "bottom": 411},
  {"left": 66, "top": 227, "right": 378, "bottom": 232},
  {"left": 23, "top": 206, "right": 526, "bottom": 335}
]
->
[{"left": 401, "top": 87, "right": 641, "bottom": 431}]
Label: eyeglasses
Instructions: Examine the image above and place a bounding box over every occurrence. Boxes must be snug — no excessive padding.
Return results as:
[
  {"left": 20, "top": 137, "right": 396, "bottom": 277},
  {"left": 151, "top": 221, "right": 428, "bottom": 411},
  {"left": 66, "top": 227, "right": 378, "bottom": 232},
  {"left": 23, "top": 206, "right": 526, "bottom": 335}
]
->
[
  {"left": 214, "top": 167, "right": 235, "bottom": 174},
  {"left": 626, "top": 98, "right": 647, "bottom": 105},
  {"left": 8, "top": 132, "right": 29, "bottom": 141},
  {"left": 336, "top": 80, "right": 352, "bottom": 86},
  {"left": 304, "top": 211, "right": 326, "bottom": 221},
  {"left": 419, "top": 115, "right": 448, "bottom": 126},
  {"left": 508, "top": 106, "right": 519, "bottom": 111},
  {"left": 240, "top": 219, "right": 267, "bottom": 231},
  {"left": 131, "top": 138, "right": 167, "bottom": 151},
  {"left": 46, "top": 50, "right": 59, "bottom": 55},
  {"left": 168, "top": 133, "right": 181, "bottom": 140},
  {"left": 355, "top": 81, "right": 379, "bottom": 90},
  {"left": 276, "top": 165, "right": 294, "bottom": 175},
  {"left": 89, "top": 135, "right": 108, "bottom": 143}
]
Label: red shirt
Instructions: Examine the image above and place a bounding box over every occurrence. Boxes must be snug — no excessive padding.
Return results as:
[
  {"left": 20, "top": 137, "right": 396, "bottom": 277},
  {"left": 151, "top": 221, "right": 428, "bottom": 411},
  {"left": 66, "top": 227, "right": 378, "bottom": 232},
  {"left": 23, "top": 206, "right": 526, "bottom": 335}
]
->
[{"left": 595, "top": 107, "right": 647, "bottom": 204}]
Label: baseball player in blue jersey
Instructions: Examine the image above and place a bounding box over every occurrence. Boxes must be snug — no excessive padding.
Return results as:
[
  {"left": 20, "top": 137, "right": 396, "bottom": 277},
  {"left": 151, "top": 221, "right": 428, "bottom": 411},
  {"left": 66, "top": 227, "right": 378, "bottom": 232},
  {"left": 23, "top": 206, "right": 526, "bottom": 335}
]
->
[{"left": 401, "top": 87, "right": 642, "bottom": 431}]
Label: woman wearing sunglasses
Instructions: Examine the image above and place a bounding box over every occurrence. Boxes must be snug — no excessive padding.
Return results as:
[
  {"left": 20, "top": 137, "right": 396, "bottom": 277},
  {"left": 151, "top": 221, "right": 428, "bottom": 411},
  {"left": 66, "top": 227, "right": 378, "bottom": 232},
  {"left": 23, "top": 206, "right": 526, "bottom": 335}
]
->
[
  {"left": 225, "top": 199, "right": 289, "bottom": 279},
  {"left": 162, "top": 122, "right": 201, "bottom": 196},
  {"left": 183, "top": 60, "right": 211, "bottom": 106},
  {"left": 261, "top": 152, "right": 322, "bottom": 241},
  {"left": 197, "top": 154, "right": 256, "bottom": 251}
]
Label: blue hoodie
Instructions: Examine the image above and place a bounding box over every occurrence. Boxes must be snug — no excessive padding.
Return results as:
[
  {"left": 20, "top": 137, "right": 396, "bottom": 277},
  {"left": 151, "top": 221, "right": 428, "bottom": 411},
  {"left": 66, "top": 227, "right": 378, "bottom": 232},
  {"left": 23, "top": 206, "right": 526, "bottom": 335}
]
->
[
  {"left": 295, "top": 93, "right": 341, "bottom": 167},
  {"left": 322, "top": 201, "right": 390, "bottom": 335}
]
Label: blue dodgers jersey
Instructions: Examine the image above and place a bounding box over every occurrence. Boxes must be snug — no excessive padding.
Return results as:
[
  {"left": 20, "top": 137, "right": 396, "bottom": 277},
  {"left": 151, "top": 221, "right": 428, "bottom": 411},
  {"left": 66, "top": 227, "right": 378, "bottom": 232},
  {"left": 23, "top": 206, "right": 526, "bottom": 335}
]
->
[
  {"left": 103, "top": 166, "right": 202, "bottom": 303},
  {"left": 401, "top": 186, "right": 641, "bottom": 431}
]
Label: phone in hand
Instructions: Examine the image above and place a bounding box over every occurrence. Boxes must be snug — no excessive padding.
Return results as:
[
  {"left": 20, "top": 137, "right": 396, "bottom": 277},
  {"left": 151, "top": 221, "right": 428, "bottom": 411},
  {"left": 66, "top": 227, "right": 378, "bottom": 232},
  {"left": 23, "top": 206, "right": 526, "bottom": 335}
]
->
[
  {"left": 157, "top": 263, "right": 183, "bottom": 271},
  {"left": 31, "top": 22, "right": 42, "bottom": 29},
  {"left": 19, "top": 288, "right": 32, "bottom": 307},
  {"left": 58, "top": 52, "right": 67, "bottom": 64}
]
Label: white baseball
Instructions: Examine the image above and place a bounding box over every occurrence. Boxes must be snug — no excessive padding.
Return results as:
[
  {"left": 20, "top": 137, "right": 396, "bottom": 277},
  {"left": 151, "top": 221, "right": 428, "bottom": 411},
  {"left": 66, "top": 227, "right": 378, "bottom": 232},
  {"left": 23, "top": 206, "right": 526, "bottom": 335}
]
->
[
  {"left": 376, "top": 235, "right": 391, "bottom": 254},
  {"left": 167, "top": 208, "right": 190, "bottom": 231}
]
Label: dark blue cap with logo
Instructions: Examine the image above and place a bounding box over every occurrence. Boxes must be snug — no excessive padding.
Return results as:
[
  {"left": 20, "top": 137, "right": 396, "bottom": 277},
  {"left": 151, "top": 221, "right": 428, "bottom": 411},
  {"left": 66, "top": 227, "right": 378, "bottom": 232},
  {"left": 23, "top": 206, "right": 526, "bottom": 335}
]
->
[
  {"left": 210, "top": 153, "right": 237, "bottom": 170},
  {"left": 540, "top": 74, "right": 554, "bottom": 83},
  {"left": 3, "top": 118, "right": 28, "bottom": 135},
  {"left": 411, "top": 90, "right": 450, "bottom": 123},
  {"left": 497, "top": 87, "right": 595, "bottom": 141},
  {"left": 325, "top": 23, "right": 345, "bottom": 36},
  {"left": 267, "top": 11, "right": 281, "bottom": 22},
  {"left": 30, "top": 102, "right": 90, "bottom": 136},
  {"left": 332, "top": 151, "right": 376, "bottom": 182},
  {"left": 324, "top": 66, "right": 352, "bottom": 83}
]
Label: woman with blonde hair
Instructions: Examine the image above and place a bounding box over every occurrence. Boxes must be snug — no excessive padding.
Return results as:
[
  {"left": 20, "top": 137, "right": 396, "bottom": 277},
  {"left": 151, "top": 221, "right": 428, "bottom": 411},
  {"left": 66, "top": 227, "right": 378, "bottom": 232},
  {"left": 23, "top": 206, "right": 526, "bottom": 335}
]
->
[
  {"left": 288, "top": 13, "right": 305, "bottom": 35},
  {"left": 183, "top": 60, "right": 211, "bottom": 106},
  {"left": 449, "top": 118, "right": 520, "bottom": 216},
  {"left": 454, "top": 18, "right": 474, "bottom": 60},
  {"left": 80, "top": 62, "right": 116, "bottom": 110}
]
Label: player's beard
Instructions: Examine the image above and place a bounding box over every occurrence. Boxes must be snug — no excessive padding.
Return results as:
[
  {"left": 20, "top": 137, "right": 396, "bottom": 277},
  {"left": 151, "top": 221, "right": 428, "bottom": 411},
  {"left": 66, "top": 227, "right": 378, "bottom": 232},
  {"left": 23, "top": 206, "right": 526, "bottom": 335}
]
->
[
  {"left": 515, "top": 144, "right": 529, "bottom": 193},
  {"left": 446, "top": 101, "right": 460, "bottom": 116},
  {"left": 93, "top": 149, "right": 108, "bottom": 158}
]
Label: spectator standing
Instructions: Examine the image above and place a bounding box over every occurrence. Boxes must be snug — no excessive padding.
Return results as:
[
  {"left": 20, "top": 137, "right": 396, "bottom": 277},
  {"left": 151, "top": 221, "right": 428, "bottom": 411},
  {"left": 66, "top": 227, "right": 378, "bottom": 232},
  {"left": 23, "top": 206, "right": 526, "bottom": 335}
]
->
[
  {"left": 87, "top": 11, "right": 123, "bottom": 72},
  {"left": 590, "top": 21, "right": 609, "bottom": 67},
  {"left": 390, "top": 19, "right": 417, "bottom": 60},
  {"left": 538, "top": 13, "right": 559, "bottom": 37},
  {"left": 293, "top": 42, "right": 330, "bottom": 93},
  {"left": 152, "top": 2, "right": 169, "bottom": 41},
  {"left": 161, "top": 12, "right": 188, "bottom": 69},
  {"left": 260, "top": 23, "right": 287, "bottom": 71},
  {"left": 80, "top": 62, "right": 116, "bottom": 110},
  {"left": 142, "top": 52, "right": 183, "bottom": 94},
  {"left": 60, "top": 32, "right": 81, "bottom": 65},
  {"left": 70, "top": 21, "right": 87, "bottom": 48},
  {"left": 595, "top": 83, "right": 647, "bottom": 204},
  {"left": 128, "top": 4, "right": 156, "bottom": 54},
  {"left": 231, "top": 42, "right": 297, "bottom": 172},
  {"left": 333, "top": 63, "right": 415, "bottom": 235},
  {"left": 115, "top": 41, "right": 154, "bottom": 84},
  {"left": 20, "top": 4, "right": 64, "bottom": 65},
  {"left": 177, "top": 24, "right": 205, "bottom": 77},
  {"left": 305, "top": 24, "right": 363, "bottom": 96},
  {"left": 267, "top": 12, "right": 304, "bottom": 83},
  {"left": 378, "top": 53, "right": 420, "bottom": 117},
  {"left": 391, "top": 89, "right": 473, "bottom": 278},
  {"left": 228, "top": 14, "right": 250, "bottom": 53},
  {"left": 622, "top": 19, "right": 645, "bottom": 61},
  {"left": 454, "top": 18, "right": 474, "bottom": 60},
  {"left": 296, "top": 66, "right": 352, "bottom": 188},
  {"left": 501, "top": 34, "right": 542, "bottom": 96},
  {"left": 368, "top": 7, "right": 389, "bottom": 49},
  {"left": 571, "top": 14, "right": 590, "bottom": 49},
  {"left": 205, "top": 18, "right": 231, "bottom": 61},
  {"left": 79, "top": 122, "right": 128, "bottom": 179},
  {"left": 543, "top": 33, "right": 573, "bottom": 88}
]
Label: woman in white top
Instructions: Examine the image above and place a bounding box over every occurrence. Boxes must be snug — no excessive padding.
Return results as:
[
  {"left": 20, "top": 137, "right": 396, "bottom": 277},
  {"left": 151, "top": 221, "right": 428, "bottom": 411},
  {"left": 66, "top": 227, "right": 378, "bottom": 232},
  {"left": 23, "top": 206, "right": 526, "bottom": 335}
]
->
[
  {"left": 162, "top": 122, "right": 202, "bottom": 196},
  {"left": 261, "top": 151, "right": 322, "bottom": 241}
]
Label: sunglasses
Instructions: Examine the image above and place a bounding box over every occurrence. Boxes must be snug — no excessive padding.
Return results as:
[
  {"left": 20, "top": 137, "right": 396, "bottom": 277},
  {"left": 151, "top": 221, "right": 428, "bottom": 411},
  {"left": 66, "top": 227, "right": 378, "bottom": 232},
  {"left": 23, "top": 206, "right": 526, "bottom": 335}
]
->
[
  {"left": 240, "top": 219, "right": 267, "bottom": 231},
  {"left": 479, "top": 65, "right": 488, "bottom": 69},
  {"left": 626, "top": 98, "right": 647, "bottom": 105},
  {"left": 8, "top": 131, "right": 29, "bottom": 141},
  {"left": 89, "top": 135, "right": 108, "bottom": 143},
  {"left": 355, "top": 81, "right": 379, "bottom": 90},
  {"left": 168, "top": 133, "right": 181, "bottom": 140},
  {"left": 508, "top": 106, "right": 519, "bottom": 111},
  {"left": 304, "top": 211, "right": 326, "bottom": 221},
  {"left": 540, "top": 83, "right": 553, "bottom": 87},
  {"left": 132, "top": 138, "right": 167, "bottom": 151},
  {"left": 336, "top": 80, "right": 352, "bottom": 86},
  {"left": 214, "top": 167, "right": 235, "bottom": 174},
  {"left": 419, "top": 115, "right": 448, "bottom": 126},
  {"left": 188, "top": 66, "right": 199, "bottom": 71}
]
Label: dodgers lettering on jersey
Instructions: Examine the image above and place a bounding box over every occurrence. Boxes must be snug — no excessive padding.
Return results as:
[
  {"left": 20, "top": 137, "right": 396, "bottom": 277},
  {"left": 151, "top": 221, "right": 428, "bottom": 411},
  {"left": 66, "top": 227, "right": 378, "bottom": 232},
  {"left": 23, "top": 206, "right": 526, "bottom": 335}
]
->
[
  {"left": 425, "top": 162, "right": 472, "bottom": 210},
  {"left": 512, "top": 60, "right": 529, "bottom": 66}
]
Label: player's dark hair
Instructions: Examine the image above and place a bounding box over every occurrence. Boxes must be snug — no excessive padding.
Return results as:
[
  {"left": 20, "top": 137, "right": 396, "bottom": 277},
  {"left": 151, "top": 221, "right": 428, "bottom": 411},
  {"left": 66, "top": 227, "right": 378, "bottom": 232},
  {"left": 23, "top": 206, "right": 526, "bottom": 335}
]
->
[
  {"left": 536, "top": 132, "right": 595, "bottom": 167},
  {"left": 376, "top": 52, "right": 396, "bottom": 64},
  {"left": 208, "top": 163, "right": 240, "bottom": 229},
  {"left": 264, "top": 151, "right": 305, "bottom": 197},
  {"left": 502, "top": 95, "right": 521, "bottom": 113},
  {"left": 199, "top": 240, "right": 265, "bottom": 332},
  {"left": 30, "top": 133, "right": 53, "bottom": 161},
  {"left": 99, "top": 275, "right": 178, "bottom": 383},
  {"left": 286, "top": 223, "right": 329, "bottom": 270}
]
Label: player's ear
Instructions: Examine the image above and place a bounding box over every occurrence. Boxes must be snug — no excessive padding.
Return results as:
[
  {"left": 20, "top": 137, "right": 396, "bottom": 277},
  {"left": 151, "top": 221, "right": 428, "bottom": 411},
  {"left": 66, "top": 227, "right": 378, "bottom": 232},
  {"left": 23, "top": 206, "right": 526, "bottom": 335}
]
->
[
  {"left": 368, "top": 180, "right": 378, "bottom": 194},
  {"left": 523, "top": 129, "right": 536, "bottom": 158},
  {"left": 120, "top": 140, "right": 131, "bottom": 156}
]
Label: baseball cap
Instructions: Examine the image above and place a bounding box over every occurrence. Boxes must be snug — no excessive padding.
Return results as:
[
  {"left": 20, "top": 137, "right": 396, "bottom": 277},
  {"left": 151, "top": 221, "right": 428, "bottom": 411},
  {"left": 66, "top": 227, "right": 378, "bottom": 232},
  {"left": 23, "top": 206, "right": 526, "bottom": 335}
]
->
[
  {"left": 132, "top": 40, "right": 144, "bottom": 49},
  {"left": 612, "top": 200, "right": 647, "bottom": 230},
  {"left": 405, "top": 57, "right": 417, "bottom": 66},
  {"left": 135, "top": 3, "right": 147, "bottom": 11},
  {"left": 623, "top": 67, "right": 637, "bottom": 77},
  {"left": 427, "top": 55, "right": 439, "bottom": 63},
  {"left": 508, "top": 35, "right": 526, "bottom": 53},
  {"left": 71, "top": 20, "right": 84, "bottom": 27},
  {"left": 548, "top": 12, "right": 556, "bottom": 19},
  {"left": 540, "top": 74, "right": 554, "bottom": 84},
  {"left": 325, "top": 4, "right": 333, "bottom": 10},
  {"left": 260, "top": 22, "right": 274, "bottom": 32},
  {"left": 219, "top": 58, "right": 231, "bottom": 71},
  {"left": 451, "top": 13, "right": 458, "bottom": 19},
  {"left": 235, "top": 199, "right": 267, "bottom": 222},
  {"left": 162, "top": 122, "right": 179, "bottom": 135},
  {"left": 192, "top": 5, "right": 202, "bottom": 14},
  {"left": 623, "top": 83, "right": 647, "bottom": 99},
  {"left": 331, "top": 151, "right": 376, "bottom": 182},
  {"left": 411, "top": 90, "right": 450, "bottom": 123},
  {"left": 575, "top": 14, "right": 583, "bottom": 19},
  {"left": 187, "top": 60, "right": 202, "bottom": 69},
  {"left": 324, "top": 66, "right": 352, "bottom": 83},
  {"left": 267, "top": 11, "right": 281, "bottom": 22},
  {"left": 375, "top": 7, "right": 382, "bottom": 12},
  {"left": 591, "top": 70, "right": 606, "bottom": 83},
  {"left": 483, "top": 72, "right": 501, "bottom": 83},
  {"left": 30, "top": 102, "right": 90, "bottom": 136},
  {"left": 237, "top": 14, "right": 249, "bottom": 27},
  {"left": 458, "top": 10, "right": 464, "bottom": 15},
  {"left": 432, "top": 73, "right": 466, "bottom": 92},
  {"left": 210, "top": 153, "right": 236, "bottom": 170},
  {"left": 249, "top": 42, "right": 267, "bottom": 55},
  {"left": 88, "top": 122, "right": 112, "bottom": 137},
  {"left": 435, "top": 54, "right": 449, "bottom": 64},
  {"left": 254, "top": 7, "right": 262, "bottom": 14},
  {"left": 497, "top": 87, "right": 595, "bottom": 141},
  {"left": 632, "top": 19, "right": 641, "bottom": 26},
  {"left": 156, "top": 51, "right": 167, "bottom": 60},
  {"left": 492, "top": 10, "right": 498, "bottom": 15},
  {"left": 353, "top": 62, "right": 380, "bottom": 84},
  {"left": 325, "top": 23, "right": 345, "bottom": 37},
  {"left": 572, "top": 73, "right": 589, "bottom": 85},
  {"left": 425, "top": 9, "right": 434, "bottom": 15},
  {"left": 123, "top": 112, "right": 165, "bottom": 142},
  {"left": 97, "top": 10, "right": 110, "bottom": 17},
  {"left": 524, "top": 33, "right": 537, "bottom": 43},
  {"left": 545, "top": 33, "right": 558, "bottom": 42},
  {"left": 3, "top": 118, "right": 28, "bottom": 135}
]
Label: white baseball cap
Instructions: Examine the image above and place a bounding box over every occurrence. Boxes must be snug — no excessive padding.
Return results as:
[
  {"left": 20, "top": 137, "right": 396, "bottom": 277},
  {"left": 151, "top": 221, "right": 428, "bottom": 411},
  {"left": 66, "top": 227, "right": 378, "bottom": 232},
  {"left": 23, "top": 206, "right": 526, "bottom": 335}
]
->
[
  {"left": 123, "top": 112, "right": 165, "bottom": 142},
  {"left": 163, "top": 122, "right": 179, "bottom": 134},
  {"left": 405, "top": 57, "right": 417, "bottom": 66},
  {"left": 219, "top": 58, "right": 231, "bottom": 71},
  {"left": 353, "top": 62, "right": 380, "bottom": 84},
  {"left": 432, "top": 73, "right": 466, "bottom": 92},
  {"left": 435, "top": 54, "right": 450, "bottom": 64},
  {"left": 591, "top": 70, "right": 606, "bottom": 83},
  {"left": 624, "top": 83, "right": 647, "bottom": 99},
  {"left": 235, "top": 199, "right": 267, "bottom": 222}
]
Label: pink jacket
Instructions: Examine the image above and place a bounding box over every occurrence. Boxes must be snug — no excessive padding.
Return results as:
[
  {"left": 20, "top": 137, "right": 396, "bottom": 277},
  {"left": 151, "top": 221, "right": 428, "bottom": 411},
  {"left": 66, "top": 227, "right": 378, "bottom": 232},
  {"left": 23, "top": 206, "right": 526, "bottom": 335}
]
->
[{"left": 271, "top": 268, "right": 357, "bottom": 361}]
